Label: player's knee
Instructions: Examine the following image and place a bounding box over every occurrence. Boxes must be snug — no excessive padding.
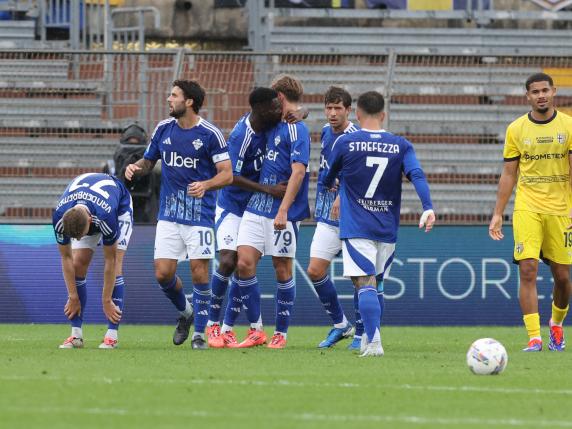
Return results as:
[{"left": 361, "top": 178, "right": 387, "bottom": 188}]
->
[
  {"left": 155, "top": 268, "right": 174, "bottom": 285},
  {"left": 307, "top": 265, "right": 325, "bottom": 282},
  {"left": 519, "top": 263, "right": 537, "bottom": 284},
  {"left": 218, "top": 252, "right": 237, "bottom": 276},
  {"left": 553, "top": 271, "right": 570, "bottom": 288},
  {"left": 236, "top": 256, "right": 255, "bottom": 277}
]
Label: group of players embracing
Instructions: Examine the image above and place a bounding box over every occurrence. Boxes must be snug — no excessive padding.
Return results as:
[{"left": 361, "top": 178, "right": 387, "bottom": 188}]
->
[{"left": 53, "top": 75, "right": 435, "bottom": 357}]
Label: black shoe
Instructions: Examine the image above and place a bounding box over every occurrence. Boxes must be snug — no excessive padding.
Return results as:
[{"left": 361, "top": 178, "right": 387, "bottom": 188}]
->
[
  {"left": 191, "top": 336, "right": 208, "bottom": 350},
  {"left": 173, "top": 315, "right": 193, "bottom": 345}
]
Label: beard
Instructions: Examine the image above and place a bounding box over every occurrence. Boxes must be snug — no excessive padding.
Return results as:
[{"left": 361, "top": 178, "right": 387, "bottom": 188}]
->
[
  {"left": 169, "top": 105, "right": 186, "bottom": 118},
  {"left": 536, "top": 106, "right": 549, "bottom": 114}
]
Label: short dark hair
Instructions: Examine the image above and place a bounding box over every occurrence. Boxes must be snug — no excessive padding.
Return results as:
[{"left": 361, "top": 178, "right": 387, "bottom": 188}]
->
[
  {"left": 62, "top": 206, "right": 89, "bottom": 240},
  {"left": 357, "top": 91, "right": 384, "bottom": 115},
  {"left": 249, "top": 87, "right": 278, "bottom": 108},
  {"left": 271, "top": 75, "right": 303, "bottom": 102},
  {"left": 173, "top": 79, "right": 205, "bottom": 114},
  {"left": 525, "top": 73, "right": 554, "bottom": 91},
  {"left": 324, "top": 86, "right": 352, "bottom": 108}
]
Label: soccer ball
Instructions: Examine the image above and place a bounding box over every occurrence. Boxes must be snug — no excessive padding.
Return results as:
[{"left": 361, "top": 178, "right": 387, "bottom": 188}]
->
[{"left": 466, "top": 338, "right": 508, "bottom": 375}]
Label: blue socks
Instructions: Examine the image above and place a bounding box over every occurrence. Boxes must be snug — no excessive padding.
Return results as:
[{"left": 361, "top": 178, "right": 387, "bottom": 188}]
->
[
  {"left": 313, "top": 275, "right": 344, "bottom": 325},
  {"left": 108, "top": 276, "right": 125, "bottom": 330},
  {"left": 353, "top": 289, "right": 363, "bottom": 338},
  {"left": 276, "top": 278, "right": 295, "bottom": 333},
  {"left": 159, "top": 276, "right": 188, "bottom": 312},
  {"left": 71, "top": 277, "right": 87, "bottom": 328},
  {"left": 223, "top": 275, "right": 242, "bottom": 327},
  {"left": 238, "top": 275, "right": 261, "bottom": 324},
  {"left": 377, "top": 276, "right": 385, "bottom": 325},
  {"left": 358, "top": 286, "right": 381, "bottom": 342},
  {"left": 209, "top": 270, "right": 229, "bottom": 323},
  {"left": 193, "top": 283, "right": 211, "bottom": 334}
]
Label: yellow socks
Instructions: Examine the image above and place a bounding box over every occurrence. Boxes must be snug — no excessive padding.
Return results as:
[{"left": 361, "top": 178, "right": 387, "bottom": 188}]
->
[
  {"left": 523, "top": 313, "right": 541, "bottom": 340},
  {"left": 551, "top": 302, "right": 569, "bottom": 326}
]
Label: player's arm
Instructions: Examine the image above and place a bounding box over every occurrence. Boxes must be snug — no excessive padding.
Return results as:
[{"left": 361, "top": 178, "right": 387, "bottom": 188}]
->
[
  {"left": 274, "top": 162, "right": 306, "bottom": 230},
  {"left": 489, "top": 159, "right": 519, "bottom": 240},
  {"left": 233, "top": 176, "right": 288, "bottom": 198},
  {"left": 323, "top": 136, "right": 344, "bottom": 189},
  {"left": 125, "top": 158, "right": 156, "bottom": 181},
  {"left": 102, "top": 242, "right": 122, "bottom": 324},
  {"left": 188, "top": 160, "right": 233, "bottom": 198},
  {"left": 567, "top": 152, "right": 572, "bottom": 229},
  {"left": 407, "top": 168, "right": 435, "bottom": 232},
  {"left": 58, "top": 243, "right": 81, "bottom": 319}
]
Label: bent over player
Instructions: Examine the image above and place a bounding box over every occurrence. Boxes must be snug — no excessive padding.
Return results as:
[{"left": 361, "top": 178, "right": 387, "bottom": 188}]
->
[{"left": 53, "top": 172, "right": 133, "bottom": 349}]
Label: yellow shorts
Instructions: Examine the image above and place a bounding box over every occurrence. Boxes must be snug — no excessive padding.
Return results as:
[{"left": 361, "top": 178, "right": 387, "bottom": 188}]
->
[{"left": 512, "top": 210, "right": 572, "bottom": 265}]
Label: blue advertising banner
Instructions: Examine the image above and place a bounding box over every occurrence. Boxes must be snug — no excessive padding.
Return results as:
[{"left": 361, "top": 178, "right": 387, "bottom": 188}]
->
[{"left": 0, "top": 224, "right": 557, "bottom": 326}]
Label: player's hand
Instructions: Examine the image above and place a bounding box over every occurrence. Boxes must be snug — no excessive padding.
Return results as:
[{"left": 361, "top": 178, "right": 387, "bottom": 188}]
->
[
  {"left": 267, "top": 181, "right": 288, "bottom": 198},
  {"left": 103, "top": 299, "right": 122, "bottom": 324},
  {"left": 285, "top": 107, "right": 307, "bottom": 123},
  {"left": 274, "top": 209, "right": 288, "bottom": 230},
  {"left": 330, "top": 195, "right": 341, "bottom": 221},
  {"left": 125, "top": 164, "right": 141, "bottom": 181},
  {"left": 568, "top": 208, "right": 572, "bottom": 230},
  {"left": 64, "top": 296, "right": 81, "bottom": 320},
  {"left": 419, "top": 209, "right": 435, "bottom": 232},
  {"left": 187, "top": 182, "right": 207, "bottom": 198},
  {"left": 488, "top": 214, "right": 504, "bottom": 240}
]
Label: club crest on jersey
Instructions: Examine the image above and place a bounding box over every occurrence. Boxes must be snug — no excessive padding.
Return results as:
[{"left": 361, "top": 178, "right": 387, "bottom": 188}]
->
[
  {"left": 274, "top": 135, "right": 281, "bottom": 146},
  {"left": 516, "top": 242, "right": 524, "bottom": 254},
  {"left": 192, "top": 139, "right": 203, "bottom": 150},
  {"left": 235, "top": 159, "right": 243, "bottom": 173},
  {"left": 523, "top": 138, "right": 531, "bottom": 146},
  {"left": 557, "top": 133, "right": 566, "bottom": 144}
]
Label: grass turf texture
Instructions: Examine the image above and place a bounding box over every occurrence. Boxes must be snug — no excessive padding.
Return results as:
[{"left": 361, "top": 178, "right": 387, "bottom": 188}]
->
[{"left": 0, "top": 324, "right": 570, "bottom": 429}]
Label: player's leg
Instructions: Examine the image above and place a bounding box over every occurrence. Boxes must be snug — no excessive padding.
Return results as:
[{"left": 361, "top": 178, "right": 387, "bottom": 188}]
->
[
  {"left": 308, "top": 223, "right": 352, "bottom": 348},
  {"left": 542, "top": 214, "right": 572, "bottom": 351},
  {"left": 189, "top": 258, "right": 211, "bottom": 349},
  {"left": 236, "top": 212, "right": 266, "bottom": 347},
  {"left": 208, "top": 208, "right": 241, "bottom": 348},
  {"left": 348, "top": 289, "right": 363, "bottom": 350},
  {"left": 59, "top": 244, "right": 94, "bottom": 348},
  {"left": 549, "top": 262, "right": 570, "bottom": 351},
  {"left": 184, "top": 226, "right": 216, "bottom": 350},
  {"left": 342, "top": 238, "right": 383, "bottom": 357},
  {"left": 100, "top": 210, "right": 133, "bottom": 349},
  {"left": 207, "top": 249, "right": 236, "bottom": 348},
  {"left": 513, "top": 211, "right": 543, "bottom": 351},
  {"left": 268, "top": 220, "right": 300, "bottom": 349},
  {"left": 154, "top": 221, "right": 193, "bottom": 346},
  {"left": 220, "top": 274, "right": 242, "bottom": 347}
]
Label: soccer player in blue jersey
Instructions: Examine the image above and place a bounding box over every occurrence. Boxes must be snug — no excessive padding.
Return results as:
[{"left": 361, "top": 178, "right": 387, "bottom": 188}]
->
[
  {"left": 53, "top": 172, "right": 133, "bottom": 349},
  {"left": 205, "top": 87, "right": 287, "bottom": 348},
  {"left": 324, "top": 91, "right": 435, "bottom": 357},
  {"left": 125, "top": 79, "right": 232, "bottom": 349},
  {"left": 307, "top": 86, "right": 357, "bottom": 348},
  {"left": 236, "top": 75, "right": 311, "bottom": 349}
]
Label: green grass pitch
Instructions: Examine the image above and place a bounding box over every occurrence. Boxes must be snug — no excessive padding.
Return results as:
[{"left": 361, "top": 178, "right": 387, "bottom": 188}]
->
[{"left": 1, "top": 324, "right": 571, "bottom": 429}]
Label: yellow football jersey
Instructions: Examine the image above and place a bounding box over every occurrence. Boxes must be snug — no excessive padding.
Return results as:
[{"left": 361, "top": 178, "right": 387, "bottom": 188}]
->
[{"left": 504, "top": 111, "right": 572, "bottom": 216}]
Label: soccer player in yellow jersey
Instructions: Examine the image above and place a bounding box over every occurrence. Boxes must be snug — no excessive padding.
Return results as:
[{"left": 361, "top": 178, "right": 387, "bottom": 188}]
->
[{"left": 489, "top": 72, "right": 572, "bottom": 352}]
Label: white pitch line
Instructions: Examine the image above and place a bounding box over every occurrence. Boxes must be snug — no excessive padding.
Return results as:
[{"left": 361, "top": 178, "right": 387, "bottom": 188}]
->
[
  {"left": 2, "top": 405, "right": 572, "bottom": 427},
  {"left": 2, "top": 374, "right": 572, "bottom": 396}
]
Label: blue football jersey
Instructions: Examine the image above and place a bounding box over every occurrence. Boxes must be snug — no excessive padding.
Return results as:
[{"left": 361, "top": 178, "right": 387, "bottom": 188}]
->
[
  {"left": 144, "top": 117, "right": 229, "bottom": 227},
  {"left": 246, "top": 121, "right": 311, "bottom": 222},
  {"left": 324, "top": 129, "right": 422, "bottom": 243},
  {"left": 217, "top": 114, "right": 266, "bottom": 217},
  {"left": 53, "top": 173, "right": 132, "bottom": 246},
  {"left": 314, "top": 122, "right": 359, "bottom": 227}
]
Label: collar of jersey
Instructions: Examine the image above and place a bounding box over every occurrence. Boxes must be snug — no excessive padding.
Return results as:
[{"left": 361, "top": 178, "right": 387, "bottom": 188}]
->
[
  {"left": 528, "top": 110, "right": 557, "bottom": 125},
  {"left": 360, "top": 128, "right": 386, "bottom": 133}
]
